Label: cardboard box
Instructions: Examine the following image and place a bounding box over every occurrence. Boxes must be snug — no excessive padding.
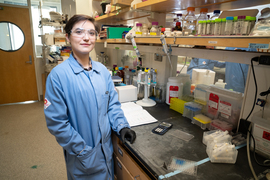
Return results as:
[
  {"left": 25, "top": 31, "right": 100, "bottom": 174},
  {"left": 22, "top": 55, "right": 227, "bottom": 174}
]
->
[{"left": 115, "top": 85, "right": 137, "bottom": 103}]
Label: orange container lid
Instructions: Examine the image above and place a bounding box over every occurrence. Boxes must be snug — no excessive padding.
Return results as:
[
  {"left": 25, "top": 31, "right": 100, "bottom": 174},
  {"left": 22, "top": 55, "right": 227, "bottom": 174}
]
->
[
  {"left": 200, "top": 8, "right": 208, "bottom": 13},
  {"left": 125, "top": 65, "right": 129, "bottom": 68},
  {"left": 187, "top": 7, "right": 195, "bottom": 12}
]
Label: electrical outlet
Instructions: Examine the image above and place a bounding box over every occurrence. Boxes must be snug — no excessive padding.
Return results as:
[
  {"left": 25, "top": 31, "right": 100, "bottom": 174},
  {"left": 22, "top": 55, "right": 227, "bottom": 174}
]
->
[{"left": 256, "top": 98, "right": 266, "bottom": 107}]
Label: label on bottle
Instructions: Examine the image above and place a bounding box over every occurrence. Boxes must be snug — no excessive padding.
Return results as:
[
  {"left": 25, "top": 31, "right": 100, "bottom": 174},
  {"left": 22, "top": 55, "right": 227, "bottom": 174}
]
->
[
  {"left": 169, "top": 86, "right": 179, "bottom": 103},
  {"left": 150, "top": 32, "right": 157, "bottom": 36},
  {"left": 136, "top": 32, "right": 142, "bottom": 35}
]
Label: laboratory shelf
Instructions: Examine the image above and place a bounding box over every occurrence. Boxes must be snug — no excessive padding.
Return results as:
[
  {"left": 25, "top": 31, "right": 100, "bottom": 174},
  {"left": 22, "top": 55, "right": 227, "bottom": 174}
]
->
[
  {"left": 95, "top": 7, "right": 151, "bottom": 23},
  {"left": 133, "top": 0, "right": 270, "bottom": 13},
  {"left": 96, "top": 36, "right": 270, "bottom": 48}
]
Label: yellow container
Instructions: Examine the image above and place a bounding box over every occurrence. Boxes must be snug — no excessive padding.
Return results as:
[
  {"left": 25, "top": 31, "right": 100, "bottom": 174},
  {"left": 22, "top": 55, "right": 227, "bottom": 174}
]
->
[{"left": 170, "top": 98, "right": 187, "bottom": 114}]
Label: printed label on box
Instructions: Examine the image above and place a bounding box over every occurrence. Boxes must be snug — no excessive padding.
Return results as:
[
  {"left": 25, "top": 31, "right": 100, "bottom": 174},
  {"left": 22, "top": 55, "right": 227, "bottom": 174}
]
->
[
  {"left": 208, "top": 93, "right": 219, "bottom": 110},
  {"left": 219, "top": 100, "right": 232, "bottom": 116},
  {"left": 252, "top": 123, "right": 270, "bottom": 157}
]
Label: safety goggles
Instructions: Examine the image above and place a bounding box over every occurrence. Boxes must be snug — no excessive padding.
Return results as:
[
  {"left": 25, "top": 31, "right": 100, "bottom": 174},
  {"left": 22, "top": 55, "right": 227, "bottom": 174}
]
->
[{"left": 70, "top": 28, "right": 98, "bottom": 39}]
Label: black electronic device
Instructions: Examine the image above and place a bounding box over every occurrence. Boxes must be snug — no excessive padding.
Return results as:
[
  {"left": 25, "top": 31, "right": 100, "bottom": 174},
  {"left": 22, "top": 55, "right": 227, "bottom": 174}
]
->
[{"left": 152, "top": 122, "right": 173, "bottom": 135}]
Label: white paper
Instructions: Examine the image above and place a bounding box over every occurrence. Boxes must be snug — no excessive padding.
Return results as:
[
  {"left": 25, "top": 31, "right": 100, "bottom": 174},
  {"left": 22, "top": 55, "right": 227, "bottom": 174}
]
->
[{"left": 121, "top": 102, "right": 158, "bottom": 127}]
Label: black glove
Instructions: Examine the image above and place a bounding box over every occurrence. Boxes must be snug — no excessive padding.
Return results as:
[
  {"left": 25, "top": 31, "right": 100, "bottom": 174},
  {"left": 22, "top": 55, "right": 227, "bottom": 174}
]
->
[{"left": 120, "top": 128, "right": 136, "bottom": 144}]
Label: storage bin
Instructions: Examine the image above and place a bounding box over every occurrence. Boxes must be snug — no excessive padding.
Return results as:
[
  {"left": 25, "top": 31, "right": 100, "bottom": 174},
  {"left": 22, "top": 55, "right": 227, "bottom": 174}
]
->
[
  {"left": 206, "top": 85, "right": 243, "bottom": 129},
  {"left": 170, "top": 98, "right": 187, "bottom": 114},
  {"left": 192, "top": 114, "right": 211, "bottom": 130},
  {"left": 194, "top": 84, "right": 209, "bottom": 105},
  {"left": 183, "top": 102, "right": 202, "bottom": 120},
  {"left": 209, "top": 119, "right": 233, "bottom": 132}
]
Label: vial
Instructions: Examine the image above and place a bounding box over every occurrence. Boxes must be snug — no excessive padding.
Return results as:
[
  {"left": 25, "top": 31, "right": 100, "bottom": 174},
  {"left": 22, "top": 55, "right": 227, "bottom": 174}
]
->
[{"left": 224, "top": 16, "right": 234, "bottom": 35}]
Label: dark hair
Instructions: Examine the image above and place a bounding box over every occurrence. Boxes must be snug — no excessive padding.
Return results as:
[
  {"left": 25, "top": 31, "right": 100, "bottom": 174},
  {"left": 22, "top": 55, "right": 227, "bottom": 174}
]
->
[{"left": 64, "top": 14, "right": 100, "bottom": 37}]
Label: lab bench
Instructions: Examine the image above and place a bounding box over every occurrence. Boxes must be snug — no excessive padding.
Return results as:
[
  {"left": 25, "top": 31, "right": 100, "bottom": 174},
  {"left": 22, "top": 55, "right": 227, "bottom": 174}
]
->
[{"left": 112, "top": 103, "right": 269, "bottom": 180}]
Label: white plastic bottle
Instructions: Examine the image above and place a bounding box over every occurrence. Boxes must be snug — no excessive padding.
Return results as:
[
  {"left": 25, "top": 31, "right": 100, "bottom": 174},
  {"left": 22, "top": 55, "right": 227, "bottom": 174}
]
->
[
  {"left": 215, "top": 79, "right": 227, "bottom": 88},
  {"left": 142, "top": 23, "right": 149, "bottom": 36},
  {"left": 135, "top": 23, "right": 142, "bottom": 37},
  {"left": 166, "top": 77, "right": 183, "bottom": 105}
]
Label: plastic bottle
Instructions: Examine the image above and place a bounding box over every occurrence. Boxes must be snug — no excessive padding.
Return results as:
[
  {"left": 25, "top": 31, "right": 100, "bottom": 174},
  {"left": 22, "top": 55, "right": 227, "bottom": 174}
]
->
[
  {"left": 130, "top": 69, "right": 136, "bottom": 85},
  {"left": 150, "top": 22, "right": 159, "bottom": 36},
  {"left": 236, "top": 16, "right": 246, "bottom": 35},
  {"left": 166, "top": 77, "right": 183, "bottom": 105},
  {"left": 242, "top": 16, "right": 251, "bottom": 35},
  {"left": 197, "top": 8, "right": 208, "bottom": 34},
  {"left": 214, "top": 18, "right": 221, "bottom": 35},
  {"left": 142, "top": 23, "right": 149, "bottom": 36},
  {"left": 202, "top": 20, "right": 207, "bottom": 35},
  {"left": 176, "top": 13, "right": 183, "bottom": 28},
  {"left": 183, "top": 7, "right": 196, "bottom": 36},
  {"left": 211, "top": 20, "right": 215, "bottom": 35},
  {"left": 210, "top": 10, "right": 221, "bottom": 20},
  {"left": 135, "top": 23, "right": 142, "bottom": 37},
  {"left": 215, "top": 79, "right": 227, "bottom": 88},
  {"left": 249, "top": 17, "right": 256, "bottom": 34},
  {"left": 124, "top": 66, "right": 130, "bottom": 85},
  {"left": 206, "top": 20, "right": 212, "bottom": 35},
  {"left": 221, "top": 18, "right": 226, "bottom": 35},
  {"left": 114, "top": 67, "right": 118, "bottom": 77},
  {"left": 225, "top": 16, "right": 234, "bottom": 35},
  {"left": 197, "top": 21, "right": 203, "bottom": 35},
  {"left": 117, "top": 67, "right": 125, "bottom": 83}
]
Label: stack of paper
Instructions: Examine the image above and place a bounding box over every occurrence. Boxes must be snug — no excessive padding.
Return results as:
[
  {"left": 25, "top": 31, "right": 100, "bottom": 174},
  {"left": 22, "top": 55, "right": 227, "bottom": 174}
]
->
[{"left": 121, "top": 102, "right": 158, "bottom": 127}]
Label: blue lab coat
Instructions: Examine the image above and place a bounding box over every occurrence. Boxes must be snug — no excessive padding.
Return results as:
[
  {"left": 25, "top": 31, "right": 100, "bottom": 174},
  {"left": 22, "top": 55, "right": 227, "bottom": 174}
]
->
[
  {"left": 187, "top": 58, "right": 226, "bottom": 78},
  {"left": 224, "top": 47, "right": 257, "bottom": 93},
  {"left": 44, "top": 54, "right": 130, "bottom": 180}
]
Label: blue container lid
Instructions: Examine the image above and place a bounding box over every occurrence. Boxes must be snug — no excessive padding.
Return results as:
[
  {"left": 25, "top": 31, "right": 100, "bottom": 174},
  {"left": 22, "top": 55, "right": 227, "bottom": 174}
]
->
[
  {"left": 131, "top": 69, "right": 136, "bottom": 72},
  {"left": 118, "top": 67, "right": 123, "bottom": 70},
  {"left": 226, "top": 16, "right": 234, "bottom": 20},
  {"left": 213, "top": 10, "right": 220, "bottom": 14}
]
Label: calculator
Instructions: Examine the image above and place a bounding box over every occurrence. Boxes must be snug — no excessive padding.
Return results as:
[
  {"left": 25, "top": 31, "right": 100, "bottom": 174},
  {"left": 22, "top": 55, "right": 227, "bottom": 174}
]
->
[{"left": 152, "top": 122, "right": 173, "bottom": 135}]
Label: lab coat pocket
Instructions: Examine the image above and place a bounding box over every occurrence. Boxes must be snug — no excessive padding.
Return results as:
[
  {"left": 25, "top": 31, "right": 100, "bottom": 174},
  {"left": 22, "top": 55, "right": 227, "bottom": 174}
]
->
[
  {"left": 76, "top": 143, "right": 104, "bottom": 175},
  {"left": 102, "top": 93, "right": 109, "bottom": 115}
]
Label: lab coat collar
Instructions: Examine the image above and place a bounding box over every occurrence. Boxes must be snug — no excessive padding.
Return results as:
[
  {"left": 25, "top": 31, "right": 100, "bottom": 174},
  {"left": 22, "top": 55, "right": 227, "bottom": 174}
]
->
[{"left": 68, "top": 53, "right": 101, "bottom": 74}]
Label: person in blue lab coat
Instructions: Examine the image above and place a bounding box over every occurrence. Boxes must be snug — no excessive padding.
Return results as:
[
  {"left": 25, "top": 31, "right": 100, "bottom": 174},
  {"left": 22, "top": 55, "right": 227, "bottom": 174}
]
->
[
  {"left": 224, "top": 47, "right": 257, "bottom": 93},
  {"left": 44, "top": 15, "right": 136, "bottom": 180},
  {"left": 187, "top": 58, "right": 226, "bottom": 79}
]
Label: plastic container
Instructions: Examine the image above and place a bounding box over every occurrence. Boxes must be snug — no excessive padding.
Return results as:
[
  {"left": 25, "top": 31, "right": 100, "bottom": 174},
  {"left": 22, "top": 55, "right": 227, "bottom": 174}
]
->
[
  {"left": 197, "top": 21, "right": 203, "bottom": 35},
  {"left": 183, "top": 102, "right": 202, "bottom": 120},
  {"left": 203, "top": 130, "right": 221, "bottom": 145},
  {"left": 236, "top": 16, "right": 246, "bottom": 35},
  {"left": 242, "top": 16, "right": 251, "bottom": 35},
  {"left": 206, "top": 20, "right": 212, "bottom": 35},
  {"left": 117, "top": 67, "right": 125, "bottom": 83},
  {"left": 224, "top": 16, "right": 234, "bottom": 35},
  {"left": 166, "top": 77, "right": 183, "bottom": 105},
  {"left": 192, "top": 69, "right": 215, "bottom": 85},
  {"left": 214, "top": 18, "right": 221, "bottom": 35},
  {"left": 209, "top": 143, "right": 238, "bottom": 164},
  {"left": 164, "top": 28, "right": 172, "bottom": 36},
  {"left": 202, "top": 20, "right": 207, "bottom": 35},
  {"left": 214, "top": 79, "right": 226, "bottom": 88},
  {"left": 194, "top": 84, "right": 209, "bottom": 105},
  {"left": 168, "top": 157, "right": 197, "bottom": 176},
  {"left": 170, "top": 97, "right": 187, "bottom": 114},
  {"left": 209, "top": 119, "right": 234, "bottom": 132},
  {"left": 206, "top": 85, "right": 243, "bottom": 128},
  {"left": 150, "top": 22, "right": 159, "bottom": 36},
  {"left": 155, "top": 84, "right": 166, "bottom": 103},
  {"left": 250, "top": 8, "right": 270, "bottom": 36},
  {"left": 135, "top": 23, "right": 142, "bottom": 37},
  {"left": 232, "top": 16, "right": 238, "bottom": 35},
  {"left": 249, "top": 17, "right": 256, "bottom": 34},
  {"left": 142, "top": 23, "right": 149, "bottom": 36},
  {"left": 183, "top": 7, "right": 196, "bottom": 35},
  {"left": 192, "top": 114, "right": 211, "bottom": 130},
  {"left": 210, "top": 10, "right": 221, "bottom": 20},
  {"left": 220, "top": 18, "right": 226, "bottom": 35}
]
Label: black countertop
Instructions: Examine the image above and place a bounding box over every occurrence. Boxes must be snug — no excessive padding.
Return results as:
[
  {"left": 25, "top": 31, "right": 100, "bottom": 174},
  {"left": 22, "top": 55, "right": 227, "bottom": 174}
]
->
[{"left": 123, "top": 103, "right": 269, "bottom": 180}]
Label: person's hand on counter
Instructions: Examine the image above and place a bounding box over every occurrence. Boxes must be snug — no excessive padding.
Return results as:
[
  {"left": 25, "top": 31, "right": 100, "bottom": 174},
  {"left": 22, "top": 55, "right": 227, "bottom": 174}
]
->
[{"left": 120, "top": 128, "right": 136, "bottom": 144}]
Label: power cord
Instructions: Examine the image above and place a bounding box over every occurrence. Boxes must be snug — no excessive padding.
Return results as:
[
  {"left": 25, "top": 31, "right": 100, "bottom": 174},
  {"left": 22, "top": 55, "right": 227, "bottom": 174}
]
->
[{"left": 246, "top": 56, "right": 270, "bottom": 180}]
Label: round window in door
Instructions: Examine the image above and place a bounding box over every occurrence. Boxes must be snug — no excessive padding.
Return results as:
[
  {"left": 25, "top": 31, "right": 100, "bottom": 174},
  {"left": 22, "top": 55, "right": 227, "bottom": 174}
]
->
[{"left": 0, "top": 22, "right": 25, "bottom": 52}]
